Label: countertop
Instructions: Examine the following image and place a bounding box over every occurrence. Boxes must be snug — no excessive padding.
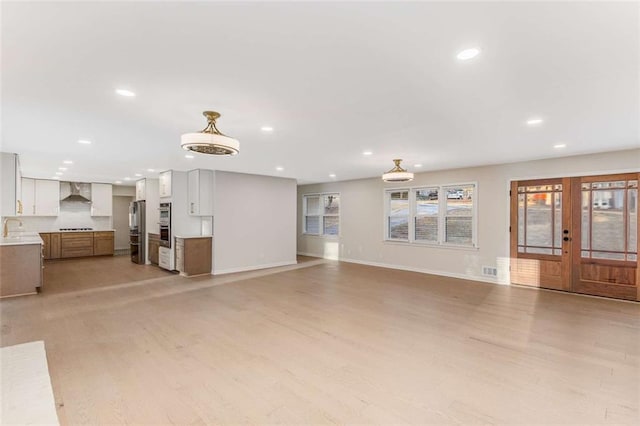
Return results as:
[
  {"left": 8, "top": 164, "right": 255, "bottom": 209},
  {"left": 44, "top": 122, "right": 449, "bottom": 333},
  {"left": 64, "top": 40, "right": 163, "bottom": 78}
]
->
[
  {"left": 41, "top": 229, "right": 115, "bottom": 233},
  {"left": 0, "top": 233, "right": 44, "bottom": 246},
  {"left": 174, "top": 235, "right": 213, "bottom": 239}
]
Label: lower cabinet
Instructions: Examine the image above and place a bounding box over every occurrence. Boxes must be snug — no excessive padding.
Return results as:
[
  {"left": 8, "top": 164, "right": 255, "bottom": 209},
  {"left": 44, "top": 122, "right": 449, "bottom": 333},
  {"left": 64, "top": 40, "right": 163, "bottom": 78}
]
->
[
  {"left": 0, "top": 244, "right": 42, "bottom": 298},
  {"left": 93, "top": 231, "right": 114, "bottom": 256},
  {"left": 175, "top": 236, "right": 212, "bottom": 276},
  {"left": 40, "top": 231, "right": 114, "bottom": 259},
  {"left": 148, "top": 233, "right": 160, "bottom": 265}
]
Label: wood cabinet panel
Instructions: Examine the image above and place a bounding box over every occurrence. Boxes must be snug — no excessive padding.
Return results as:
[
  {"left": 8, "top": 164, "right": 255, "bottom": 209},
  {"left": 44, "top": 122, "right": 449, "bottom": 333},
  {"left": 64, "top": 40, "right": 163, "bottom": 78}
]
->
[
  {"left": 40, "top": 233, "right": 51, "bottom": 260},
  {"left": 0, "top": 244, "right": 41, "bottom": 297},
  {"left": 61, "top": 247, "right": 94, "bottom": 258},
  {"left": 176, "top": 237, "right": 212, "bottom": 276},
  {"left": 61, "top": 237, "right": 93, "bottom": 249},
  {"left": 94, "top": 232, "right": 114, "bottom": 256},
  {"left": 50, "top": 233, "right": 61, "bottom": 259}
]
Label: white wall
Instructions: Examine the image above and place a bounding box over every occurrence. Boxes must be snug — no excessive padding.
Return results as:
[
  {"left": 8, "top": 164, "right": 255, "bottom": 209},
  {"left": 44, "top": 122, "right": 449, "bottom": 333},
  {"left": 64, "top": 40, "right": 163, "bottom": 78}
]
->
[
  {"left": 297, "top": 149, "right": 640, "bottom": 284},
  {"left": 213, "top": 171, "right": 297, "bottom": 274},
  {"left": 113, "top": 195, "right": 133, "bottom": 250},
  {"left": 112, "top": 185, "right": 135, "bottom": 197}
]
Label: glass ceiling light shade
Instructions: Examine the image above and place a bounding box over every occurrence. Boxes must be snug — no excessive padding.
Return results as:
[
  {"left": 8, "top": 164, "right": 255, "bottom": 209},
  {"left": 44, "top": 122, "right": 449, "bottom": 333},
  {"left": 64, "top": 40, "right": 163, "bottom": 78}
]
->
[
  {"left": 382, "top": 159, "right": 414, "bottom": 182},
  {"left": 181, "top": 111, "right": 239, "bottom": 155}
]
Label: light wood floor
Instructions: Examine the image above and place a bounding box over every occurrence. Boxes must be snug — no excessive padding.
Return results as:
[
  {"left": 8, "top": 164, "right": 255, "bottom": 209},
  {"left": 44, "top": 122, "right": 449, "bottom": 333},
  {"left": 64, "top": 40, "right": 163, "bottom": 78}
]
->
[{"left": 1, "top": 256, "right": 638, "bottom": 425}]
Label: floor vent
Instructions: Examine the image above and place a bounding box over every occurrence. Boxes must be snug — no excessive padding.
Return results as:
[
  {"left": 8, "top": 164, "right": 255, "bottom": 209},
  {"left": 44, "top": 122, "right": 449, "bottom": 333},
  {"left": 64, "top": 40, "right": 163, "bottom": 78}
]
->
[{"left": 482, "top": 266, "right": 498, "bottom": 277}]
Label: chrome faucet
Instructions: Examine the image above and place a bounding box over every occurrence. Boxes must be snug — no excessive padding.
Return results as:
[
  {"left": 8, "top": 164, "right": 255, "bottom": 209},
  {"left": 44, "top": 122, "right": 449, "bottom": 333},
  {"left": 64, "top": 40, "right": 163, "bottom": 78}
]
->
[{"left": 2, "top": 218, "right": 22, "bottom": 238}]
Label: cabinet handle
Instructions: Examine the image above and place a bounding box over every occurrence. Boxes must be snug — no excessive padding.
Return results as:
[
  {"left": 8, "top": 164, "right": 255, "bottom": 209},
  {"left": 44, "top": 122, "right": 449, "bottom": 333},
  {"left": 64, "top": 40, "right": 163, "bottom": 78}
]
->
[{"left": 190, "top": 202, "right": 194, "bottom": 214}]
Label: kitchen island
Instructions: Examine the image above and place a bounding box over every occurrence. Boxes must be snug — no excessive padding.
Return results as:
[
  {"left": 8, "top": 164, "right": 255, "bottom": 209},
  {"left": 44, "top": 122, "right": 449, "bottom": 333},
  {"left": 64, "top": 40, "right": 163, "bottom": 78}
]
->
[{"left": 0, "top": 233, "right": 43, "bottom": 298}]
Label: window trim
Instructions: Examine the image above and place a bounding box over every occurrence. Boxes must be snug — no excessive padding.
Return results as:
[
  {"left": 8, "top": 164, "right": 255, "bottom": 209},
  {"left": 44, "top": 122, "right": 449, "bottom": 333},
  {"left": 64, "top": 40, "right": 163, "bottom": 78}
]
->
[
  {"left": 383, "top": 182, "right": 478, "bottom": 249},
  {"left": 302, "top": 192, "right": 341, "bottom": 238}
]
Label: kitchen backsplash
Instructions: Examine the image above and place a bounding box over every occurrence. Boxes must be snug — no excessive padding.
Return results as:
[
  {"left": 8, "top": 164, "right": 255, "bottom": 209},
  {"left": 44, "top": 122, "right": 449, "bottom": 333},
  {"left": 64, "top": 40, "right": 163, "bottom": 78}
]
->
[{"left": 6, "top": 201, "right": 112, "bottom": 232}]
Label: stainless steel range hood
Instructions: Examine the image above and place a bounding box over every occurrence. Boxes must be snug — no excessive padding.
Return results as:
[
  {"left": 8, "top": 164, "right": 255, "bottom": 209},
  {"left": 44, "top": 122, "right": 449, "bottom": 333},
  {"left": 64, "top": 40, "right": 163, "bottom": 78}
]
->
[{"left": 60, "top": 182, "right": 92, "bottom": 203}]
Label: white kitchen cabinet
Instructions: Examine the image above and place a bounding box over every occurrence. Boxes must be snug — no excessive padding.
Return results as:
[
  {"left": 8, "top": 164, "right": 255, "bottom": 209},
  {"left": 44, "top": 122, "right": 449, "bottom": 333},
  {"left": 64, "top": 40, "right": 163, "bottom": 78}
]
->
[
  {"left": 20, "top": 178, "right": 36, "bottom": 216},
  {"left": 159, "top": 171, "right": 172, "bottom": 198},
  {"left": 1, "top": 153, "right": 21, "bottom": 217},
  {"left": 34, "top": 180, "right": 60, "bottom": 216},
  {"left": 187, "top": 169, "right": 213, "bottom": 216},
  {"left": 135, "top": 179, "right": 146, "bottom": 201},
  {"left": 91, "top": 183, "right": 113, "bottom": 216}
]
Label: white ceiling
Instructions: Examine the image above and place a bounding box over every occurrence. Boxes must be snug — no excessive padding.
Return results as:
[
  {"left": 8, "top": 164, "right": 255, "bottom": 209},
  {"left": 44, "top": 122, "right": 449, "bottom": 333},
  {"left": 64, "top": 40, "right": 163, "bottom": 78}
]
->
[{"left": 2, "top": 1, "right": 638, "bottom": 185}]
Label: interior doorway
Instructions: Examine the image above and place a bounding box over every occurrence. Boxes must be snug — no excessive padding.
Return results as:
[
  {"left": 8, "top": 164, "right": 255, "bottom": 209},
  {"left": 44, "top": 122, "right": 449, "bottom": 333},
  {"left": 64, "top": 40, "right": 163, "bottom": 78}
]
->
[{"left": 510, "top": 173, "right": 638, "bottom": 301}]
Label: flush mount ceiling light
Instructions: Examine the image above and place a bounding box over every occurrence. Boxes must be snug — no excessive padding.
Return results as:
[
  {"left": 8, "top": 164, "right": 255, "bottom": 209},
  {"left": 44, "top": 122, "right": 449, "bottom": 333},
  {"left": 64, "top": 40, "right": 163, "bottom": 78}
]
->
[
  {"left": 526, "top": 117, "right": 544, "bottom": 126},
  {"left": 261, "top": 126, "right": 274, "bottom": 132},
  {"left": 382, "top": 159, "right": 414, "bottom": 182},
  {"left": 457, "top": 47, "right": 481, "bottom": 60},
  {"left": 181, "top": 111, "right": 239, "bottom": 156},
  {"left": 553, "top": 143, "right": 567, "bottom": 149},
  {"left": 116, "top": 88, "right": 136, "bottom": 97},
  {"left": 78, "top": 139, "right": 92, "bottom": 144}
]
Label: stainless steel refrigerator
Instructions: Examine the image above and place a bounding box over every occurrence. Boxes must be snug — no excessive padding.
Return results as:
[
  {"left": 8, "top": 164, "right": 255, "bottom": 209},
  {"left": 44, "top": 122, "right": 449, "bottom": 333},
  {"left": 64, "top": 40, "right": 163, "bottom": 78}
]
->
[{"left": 129, "top": 200, "right": 146, "bottom": 264}]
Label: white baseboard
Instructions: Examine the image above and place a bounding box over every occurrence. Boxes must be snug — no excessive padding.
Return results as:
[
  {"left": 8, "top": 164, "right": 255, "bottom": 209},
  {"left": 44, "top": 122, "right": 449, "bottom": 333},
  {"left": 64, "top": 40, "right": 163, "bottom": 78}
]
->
[
  {"left": 296, "top": 252, "right": 501, "bottom": 285},
  {"left": 213, "top": 260, "right": 298, "bottom": 276}
]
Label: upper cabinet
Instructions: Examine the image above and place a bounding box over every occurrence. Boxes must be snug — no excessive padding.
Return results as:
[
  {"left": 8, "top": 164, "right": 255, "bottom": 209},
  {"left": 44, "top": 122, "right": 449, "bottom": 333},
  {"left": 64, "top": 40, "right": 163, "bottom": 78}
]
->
[
  {"left": 135, "top": 179, "right": 146, "bottom": 201},
  {"left": 20, "top": 178, "right": 36, "bottom": 216},
  {"left": 21, "top": 178, "right": 59, "bottom": 216},
  {"left": 1, "top": 153, "right": 21, "bottom": 217},
  {"left": 91, "top": 183, "right": 112, "bottom": 216},
  {"left": 159, "top": 171, "right": 172, "bottom": 198},
  {"left": 187, "top": 169, "right": 214, "bottom": 216},
  {"left": 34, "top": 180, "right": 60, "bottom": 216}
]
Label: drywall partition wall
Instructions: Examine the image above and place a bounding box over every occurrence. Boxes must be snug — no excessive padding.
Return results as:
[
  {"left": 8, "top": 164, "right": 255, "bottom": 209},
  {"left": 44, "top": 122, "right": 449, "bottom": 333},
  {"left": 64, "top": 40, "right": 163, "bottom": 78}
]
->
[
  {"left": 297, "top": 148, "right": 640, "bottom": 284},
  {"left": 213, "top": 171, "right": 297, "bottom": 274},
  {"left": 113, "top": 195, "right": 133, "bottom": 250}
]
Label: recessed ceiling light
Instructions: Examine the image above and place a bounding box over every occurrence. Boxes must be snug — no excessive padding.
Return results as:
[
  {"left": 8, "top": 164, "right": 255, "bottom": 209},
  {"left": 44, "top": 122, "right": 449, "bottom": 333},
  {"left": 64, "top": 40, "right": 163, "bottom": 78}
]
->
[
  {"left": 124, "top": 177, "right": 131, "bottom": 181},
  {"left": 58, "top": 167, "right": 67, "bottom": 171},
  {"left": 185, "top": 154, "right": 194, "bottom": 159},
  {"left": 526, "top": 118, "right": 544, "bottom": 126},
  {"left": 147, "top": 168, "right": 155, "bottom": 172},
  {"left": 115, "top": 180, "right": 122, "bottom": 184},
  {"left": 363, "top": 151, "right": 373, "bottom": 156},
  {"left": 55, "top": 172, "right": 63, "bottom": 175},
  {"left": 414, "top": 164, "right": 423, "bottom": 168},
  {"left": 261, "top": 126, "right": 274, "bottom": 132},
  {"left": 78, "top": 139, "right": 92, "bottom": 144},
  {"left": 116, "top": 88, "right": 136, "bottom": 97},
  {"left": 134, "top": 173, "right": 142, "bottom": 177},
  {"left": 63, "top": 160, "right": 73, "bottom": 164},
  {"left": 553, "top": 143, "right": 567, "bottom": 149},
  {"left": 457, "top": 47, "right": 481, "bottom": 61},
  {"left": 329, "top": 174, "right": 336, "bottom": 178},
  {"left": 276, "top": 166, "right": 284, "bottom": 171}
]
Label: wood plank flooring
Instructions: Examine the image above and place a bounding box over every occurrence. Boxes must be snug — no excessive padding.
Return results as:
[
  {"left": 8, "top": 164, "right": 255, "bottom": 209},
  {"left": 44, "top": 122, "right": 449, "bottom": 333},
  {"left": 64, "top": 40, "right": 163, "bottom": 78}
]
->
[{"left": 1, "top": 256, "right": 638, "bottom": 424}]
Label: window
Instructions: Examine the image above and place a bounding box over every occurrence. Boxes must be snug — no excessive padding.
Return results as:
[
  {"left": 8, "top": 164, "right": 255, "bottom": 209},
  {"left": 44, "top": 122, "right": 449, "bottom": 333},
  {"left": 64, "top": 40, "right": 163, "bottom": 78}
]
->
[
  {"left": 303, "top": 193, "right": 340, "bottom": 236},
  {"left": 385, "top": 183, "right": 476, "bottom": 247}
]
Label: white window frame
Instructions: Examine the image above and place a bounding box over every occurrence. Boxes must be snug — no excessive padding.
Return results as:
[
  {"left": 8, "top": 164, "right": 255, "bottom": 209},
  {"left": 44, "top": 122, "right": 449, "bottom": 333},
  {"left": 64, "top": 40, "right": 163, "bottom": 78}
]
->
[
  {"left": 302, "top": 192, "right": 341, "bottom": 238},
  {"left": 383, "top": 182, "right": 478, "bottom": 249}
]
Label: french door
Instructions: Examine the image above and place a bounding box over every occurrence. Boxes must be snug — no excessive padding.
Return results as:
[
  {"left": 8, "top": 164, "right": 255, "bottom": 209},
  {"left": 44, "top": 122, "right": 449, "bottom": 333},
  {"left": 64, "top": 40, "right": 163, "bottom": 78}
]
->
[{"left": 510, "top": 173, "right": 639, "bottom": 301}]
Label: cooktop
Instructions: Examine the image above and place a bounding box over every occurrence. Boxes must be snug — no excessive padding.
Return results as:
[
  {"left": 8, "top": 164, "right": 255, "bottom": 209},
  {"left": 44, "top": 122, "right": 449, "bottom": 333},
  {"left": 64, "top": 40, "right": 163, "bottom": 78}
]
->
[{"left": 59, "top": 227, "right": 93, "bottom": 231}]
